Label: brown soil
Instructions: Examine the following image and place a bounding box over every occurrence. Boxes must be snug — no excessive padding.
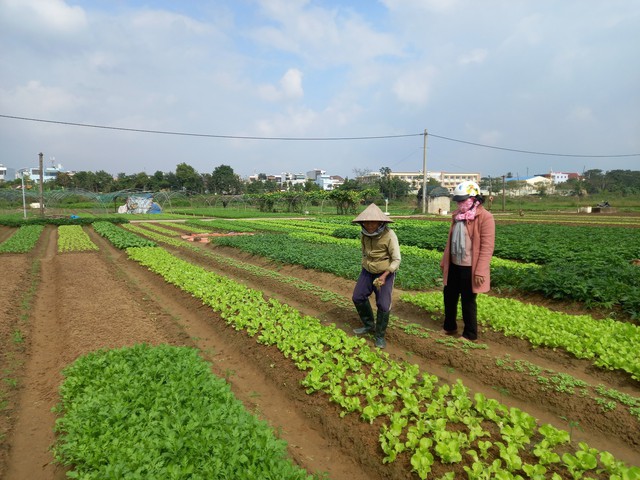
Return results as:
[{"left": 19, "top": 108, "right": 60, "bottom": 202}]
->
[{"left": 0, "top": 223, "right": 638, "bottom": 480}]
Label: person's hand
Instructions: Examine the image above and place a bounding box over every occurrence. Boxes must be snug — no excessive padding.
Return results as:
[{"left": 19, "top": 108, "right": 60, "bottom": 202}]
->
[
  {"left": 374, "top": 273, "right": 388, "bottom": 288},
  {"left": 474, "top": 275, "right": 485, "bottom": 287}
]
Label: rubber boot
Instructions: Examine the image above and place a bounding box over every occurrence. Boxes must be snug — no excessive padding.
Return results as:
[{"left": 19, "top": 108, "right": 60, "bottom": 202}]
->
[
  {"left": 374, "top": 310, "right": 390, "bottom": 348},
  {"left": 353, "top": 301, "right": 375, "bottom": 335}
]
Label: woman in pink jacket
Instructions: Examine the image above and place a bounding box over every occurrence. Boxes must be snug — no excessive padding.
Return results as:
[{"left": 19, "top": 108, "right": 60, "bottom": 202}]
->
[{"left": 440, "top": 181, "right": 495, "bottom": 341}]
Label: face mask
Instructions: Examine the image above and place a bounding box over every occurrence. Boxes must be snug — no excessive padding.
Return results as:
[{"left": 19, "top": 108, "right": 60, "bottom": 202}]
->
[{"left": 456, "top": 198, "right": 475, "bottom": 213}]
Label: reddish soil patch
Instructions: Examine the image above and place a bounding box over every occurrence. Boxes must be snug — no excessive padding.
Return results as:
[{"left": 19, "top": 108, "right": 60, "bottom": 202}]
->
[{"left": 0, "top": 222, "right": 638, "bottom": 480}]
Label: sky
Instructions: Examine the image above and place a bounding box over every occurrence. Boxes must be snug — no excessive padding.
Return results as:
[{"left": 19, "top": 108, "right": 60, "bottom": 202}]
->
[{"left": 1, "top": 0, "right": 639, "bottom": 181}]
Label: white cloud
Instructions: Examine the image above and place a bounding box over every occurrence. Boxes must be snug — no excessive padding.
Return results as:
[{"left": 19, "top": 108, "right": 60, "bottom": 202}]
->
[
  {"left": 0, "top": 0, "right": 87, "bottom": 34},
  {"left": 258, "top": 68, "right": 304, "bottom": 101},
  {"left": 381, "top": 0, "right": 459, "bottom": 13},
  {"left": 566, "top": 106, "right": 595, "bottom": 123},
  {"left": 280, "top": 69, "right": 304, "bottom": 99},
  {"left": 478, "top": 129, "right": 503, "bottom": 146},
  {"left": 392, "top": 65, "right": 437, "bottom": 105},
  {"left": 255, "top": 106, "right": 316, "bottom": 136},
  {"left": 130, "top": 9, "right": 211, "bottom": 36},
  {"left": 501, "top": 13, "right": 544, "bottom": 48},
  {"left": 0, "top": 80, "right": 82, "bottom": 115},
  {"left": 458, "top": 48, "right": 487, "bottom": 66},
  {"left": 251, "top": 0, "right": 402, "bottom": 66}
]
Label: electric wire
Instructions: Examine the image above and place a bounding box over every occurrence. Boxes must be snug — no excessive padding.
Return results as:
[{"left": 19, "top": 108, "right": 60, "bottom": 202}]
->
[{"left": 1, "top": 113, "right": 639, "bottom": 158}]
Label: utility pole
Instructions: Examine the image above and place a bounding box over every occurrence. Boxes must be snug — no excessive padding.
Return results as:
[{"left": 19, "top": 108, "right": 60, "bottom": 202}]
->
[
  {"left": 38, "top": 152, "right": 45, "bottom": 218},
  {"left": 421, "top": 129, "right": 428, "bottom": 214},
  {"left": 502, "top": 175, "right": 506, "bottom": 212}
]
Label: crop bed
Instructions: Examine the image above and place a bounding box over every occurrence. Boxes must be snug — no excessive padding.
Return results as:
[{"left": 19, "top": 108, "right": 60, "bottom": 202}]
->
[{"left": 0, "top": 221, "right": 638, "bottom": 479}]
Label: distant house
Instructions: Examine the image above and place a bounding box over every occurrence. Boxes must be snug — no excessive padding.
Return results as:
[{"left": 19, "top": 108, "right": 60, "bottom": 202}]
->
[
  {"left": 504, "top": 175, "right": 553, "bottom": 195},
  {"left": 424, "top": 185, "right": 451, "bottom": 215},
  {"left": 536, "top": 171, "right": 581, "bottom": 184}
]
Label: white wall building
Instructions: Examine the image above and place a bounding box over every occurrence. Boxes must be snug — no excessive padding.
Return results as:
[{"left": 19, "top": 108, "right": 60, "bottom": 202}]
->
[
  {"left": 249, "top": 168, "right": 342, "bottom": 191},
  {"left": 549, "top": 171, "right": 569, "bottom": 184},
  {"left": 19, "top": 163, "right": 65, "bottom": 182},
  {"left": 357, "top": 170, "right": 480, "bottom": 194}
]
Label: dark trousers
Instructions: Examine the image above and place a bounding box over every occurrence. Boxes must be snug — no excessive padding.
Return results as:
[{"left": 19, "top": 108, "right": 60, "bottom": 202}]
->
[
  {"left": 443, "top": 264, "right": 478, "bottom": 340},
  {"left": 352, "top": 268, "right": 395, "bottom": 312}
]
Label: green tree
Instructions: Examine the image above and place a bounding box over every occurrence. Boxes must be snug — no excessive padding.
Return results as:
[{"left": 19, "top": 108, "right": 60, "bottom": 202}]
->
[
  {"left": 328, "top": 188, "right": 360, "bottom": 215},
  {"left": 377, "top": 167, "right": 410, "bottom": 200},
  {"left": 94, "top": 170, "right": 115, "bottom": 192},
  {"left": 338, "top": 178, "right": 363, "bottom": 191},
  {"left": 582, "top": 169, "right": 603, "bottom": 193},
  {"left": 53, "top": 172, "right": 73, "bottom": 190},
  {"left": 209, "top": 164, "right": 243, "bottom": 195},
  {"left": 71, "top": 171, "right": 97, "bottom": 191},
  {"left": 150, "top": 170, "right": 171, "bottom": 191},
  {"left": 604, "top": 170, "right": 640, "bottom": 194},
  {"left": 131, "top": 172, "right": 151, "bottom": 191},
  {"left": 175, "top": 163, "right": 203, "bottom": 193},
  {"left": 304, "top": 179, "right": 321, "bottom": 192}
]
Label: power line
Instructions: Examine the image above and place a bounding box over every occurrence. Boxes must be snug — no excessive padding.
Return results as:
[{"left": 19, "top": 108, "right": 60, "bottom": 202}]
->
[
  {"left": 1, "top": 113, "right": 639, "bottom": 158},
  {"left": 427, "top": 132, "right": 640, "bottom": 158},
  {"left": 0, "top": 114, "right": 419, "bottom": 141}
]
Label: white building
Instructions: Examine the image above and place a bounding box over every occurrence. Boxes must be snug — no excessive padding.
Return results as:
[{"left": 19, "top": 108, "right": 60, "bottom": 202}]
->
[
  {"left": 0, "top": 164, "right": 7, "bottom": 182},
  {"left": 249, "top": 168, "right": 343, "bottom": 191},
  {"left": 549, "top": 171, "right": 569, "bottom": 184},
  {"left": 306, "top": 168, "right": 344, "bottom": 190},
  {"left": 358, "top": 170, "right": 480, "bottom": 194},
  {"left": 503, "top": 176, "right": 553, "bottom": 195},
  {"left": 19, "top": 163, "right": 65, "bottom": 182}
]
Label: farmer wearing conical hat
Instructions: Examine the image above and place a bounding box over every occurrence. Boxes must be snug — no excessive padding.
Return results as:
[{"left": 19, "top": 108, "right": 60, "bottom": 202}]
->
[{"left": 351, "top": 203, "right": 401, "bottom": 348}]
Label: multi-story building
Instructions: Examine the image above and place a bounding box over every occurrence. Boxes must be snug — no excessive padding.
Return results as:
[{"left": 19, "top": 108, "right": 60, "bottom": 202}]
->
[
  {"left": 18, "top": 163, "right": 65, "bottom": 182},
  {"left": 0, "top": 164, "right": 7, "bottom": 182},
  {"left": 306, "top": 169, "right": 342, "bottom": 190},
  {"left": 357, "top": 170, "right": 480, "bottom": 194},
  {"left": 248, "top": 169, "right": 345, "bottom": 191}
]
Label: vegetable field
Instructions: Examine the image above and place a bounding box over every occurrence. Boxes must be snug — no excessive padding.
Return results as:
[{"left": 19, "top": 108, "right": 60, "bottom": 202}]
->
[{"left": 0, "top": 216, "right": 638, "bottom": 479}]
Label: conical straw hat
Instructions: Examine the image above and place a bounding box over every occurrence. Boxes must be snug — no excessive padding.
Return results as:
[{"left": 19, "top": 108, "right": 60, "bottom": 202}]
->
[{"left": 351, "top": 203, "right": 393, "bottom": 223}]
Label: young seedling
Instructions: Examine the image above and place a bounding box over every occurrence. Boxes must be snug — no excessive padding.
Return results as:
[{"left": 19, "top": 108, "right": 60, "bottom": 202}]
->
[
  {"left": 492, "top": 386, "right": 510, "bottom": 401},
  {"left": 560, "top": 416, "right": 583, "bottom": 442}
]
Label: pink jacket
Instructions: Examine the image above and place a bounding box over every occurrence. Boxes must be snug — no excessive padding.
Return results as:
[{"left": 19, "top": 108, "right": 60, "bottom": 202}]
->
[{"left": 440, "top": 206, "right": 496, "bottom": 293}]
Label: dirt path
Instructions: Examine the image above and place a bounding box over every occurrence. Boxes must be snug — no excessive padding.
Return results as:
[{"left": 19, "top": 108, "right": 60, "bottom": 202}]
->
[{"left": 1, "top": 223, "right": 639, "bottom": 479}]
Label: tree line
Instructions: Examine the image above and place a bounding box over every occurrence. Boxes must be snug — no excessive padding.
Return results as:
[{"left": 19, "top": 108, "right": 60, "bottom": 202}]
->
[
  {"left": 3, "top": 163, "right": 638, "bottom": 197},
  {"left": 1, "top": 163, "right": 418, "bottom": 199}
]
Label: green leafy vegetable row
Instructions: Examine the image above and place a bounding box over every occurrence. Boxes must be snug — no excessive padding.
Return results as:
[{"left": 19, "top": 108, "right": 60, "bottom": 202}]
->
[
  {"left": 53, "top": 344, "right": 314, "bottom": 480},
  {"left": 57, "top": 225, "right": 99, "bottom": 253},
  {"left": 212, "top": 233, "right": 441, "bottom": 290},
  {"left": 92, "top": 221, "right": 156, "bottom": 249},
  {"left": 400, "top": 292, "right": 640, "bottom": 381},
  {"left": 0, "top": 216, "right": 127, "bottom": 227},
  {"left": 0, "top": 225, "right": 44, "bottom": 253}
]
